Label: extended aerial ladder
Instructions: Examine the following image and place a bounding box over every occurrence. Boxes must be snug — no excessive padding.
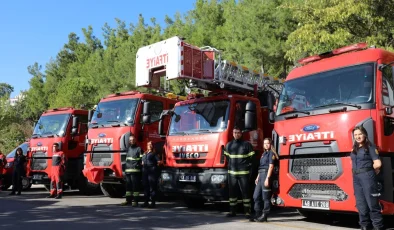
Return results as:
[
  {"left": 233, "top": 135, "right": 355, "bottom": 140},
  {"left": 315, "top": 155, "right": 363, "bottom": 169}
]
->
[{"left": 136, "top": 36, "right": 283, "bottom": 97}]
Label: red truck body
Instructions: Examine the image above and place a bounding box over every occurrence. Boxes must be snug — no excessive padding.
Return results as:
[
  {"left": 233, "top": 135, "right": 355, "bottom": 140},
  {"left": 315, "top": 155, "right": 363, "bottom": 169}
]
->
[
  {"left": 83, "top": 91, "right": 177, "bottom": 197},
  {"left": 27, "top": 107, "right": 98, "bottom": 194},
  {"left": 272, "top": 43, "right": 394, "bottom": 215}
]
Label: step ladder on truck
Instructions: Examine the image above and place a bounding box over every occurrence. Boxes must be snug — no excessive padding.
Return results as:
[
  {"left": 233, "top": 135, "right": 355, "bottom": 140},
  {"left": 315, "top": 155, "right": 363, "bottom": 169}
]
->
[{"left": 135, "top": 36, "right": 283, "bottom": 207}]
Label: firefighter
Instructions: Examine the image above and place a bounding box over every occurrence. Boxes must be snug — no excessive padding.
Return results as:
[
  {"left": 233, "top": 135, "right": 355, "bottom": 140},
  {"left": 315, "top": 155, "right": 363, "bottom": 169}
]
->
[
  {"left": 351, "top": 126, "right": 384, "bottom": 230},
  {"left": 47, "top": 143, "right": 67, "bottom": 199},
  {"left": 251, "top": 138, "right": 278, "bottom": 222},
  {"left": 224, "top": 126, "right": 255, "bottom": 218},
  {"left": 9, "top": 147, "right": 26, "bottom": 195},
  {"left": 141, "top": 141, "right": 161, "bottom": 208},
  {"left": 0, "top": 150, "right": 7, "bottom": 191},
  {"left": 121, "top": 135, "right": 143, "bottom": 207}
]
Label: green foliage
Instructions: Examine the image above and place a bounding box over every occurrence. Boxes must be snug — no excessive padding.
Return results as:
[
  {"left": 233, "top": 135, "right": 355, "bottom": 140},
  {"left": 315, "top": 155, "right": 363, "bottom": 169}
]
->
[{"left": 0, "top": 83, "right": 14, "bottom": 98}]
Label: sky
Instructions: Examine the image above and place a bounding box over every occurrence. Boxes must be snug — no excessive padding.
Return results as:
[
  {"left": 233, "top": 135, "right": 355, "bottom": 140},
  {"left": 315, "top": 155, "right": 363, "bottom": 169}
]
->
[{"left": 0, "top": 0, "right": 195, "bottom": 98}]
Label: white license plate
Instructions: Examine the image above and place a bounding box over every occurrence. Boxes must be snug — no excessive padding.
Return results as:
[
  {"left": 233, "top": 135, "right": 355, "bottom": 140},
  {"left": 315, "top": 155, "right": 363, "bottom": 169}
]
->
[
  {"left": 179, "top": 175, "right": 196, "bottom": 182},
  {"left": 302, "top": 199, "right": 330, "bottom": 210},
  {"left": 33, "top": 174, "right": 43, "bottom": 180}
]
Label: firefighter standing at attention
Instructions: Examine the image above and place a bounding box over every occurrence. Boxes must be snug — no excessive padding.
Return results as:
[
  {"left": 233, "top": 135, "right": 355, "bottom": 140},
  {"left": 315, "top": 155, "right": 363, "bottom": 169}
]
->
[
  {"left": 121, "top": 135, "right": 143, "bottom": 207},
  {"left": 47, "top": 143, "right": 66, "bottom": 199},
  {"left": 224, "top": 126, "right": 255, "bottom": 218},
  {"left": 351, "top": 126, "right": 384, "bottom": 230}
]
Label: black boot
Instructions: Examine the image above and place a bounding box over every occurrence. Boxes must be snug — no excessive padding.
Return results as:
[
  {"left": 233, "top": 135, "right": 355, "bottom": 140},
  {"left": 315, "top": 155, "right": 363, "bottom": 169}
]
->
[
  {"left": 47, "top": 194, "right": 56, "bottom": 198},
  {"left": 360, "top": 227, "right": 368, "bottom": 230},
  {"left": 140, "top": 201, "right": 149, "bottom": 208},
  {"left": 9, "top": 192, "right": 15, "bottom": 195},
  {"left": 250, "top": 211, "right": 261, "bottom": 222},
  {"left": 256, "top": 213, "right": 268, "bottom": 222},
  {"left": 55, "top": 193, "right": 62, "bottom": 199}
]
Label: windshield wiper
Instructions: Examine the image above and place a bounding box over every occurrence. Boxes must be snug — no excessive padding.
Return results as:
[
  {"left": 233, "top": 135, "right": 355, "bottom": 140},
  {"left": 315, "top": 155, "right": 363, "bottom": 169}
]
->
[
  {"left": 31, "top": 134, "right": 41, "bottom": 138},
  {"left": 194, "top": 129, "right": 214, "bottom": 133},
  {"left": 315, "top": 102, "right": 361, "bottom": 109},
  {"left": 106, "top": 120, "right": 120, "bottom": 123},
  {"left": 279, "top": 110, "right": 310, "bottom": 116},
  {"left": 171, "top": 131, "right": 189, "bottom": 136}
]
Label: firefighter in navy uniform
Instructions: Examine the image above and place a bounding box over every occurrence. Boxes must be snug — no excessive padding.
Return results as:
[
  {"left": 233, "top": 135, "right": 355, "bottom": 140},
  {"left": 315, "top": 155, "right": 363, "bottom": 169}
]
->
[
  {"left": 121, "top": 135, "right": 143, "bottom": 207},
  {"left": 224, "top": 126, "right": 255, "bottom": 218},
  {"left": 351, "top": 126, "right": 384, "bottom": 230},
  {"left": 0, "top": 151, "right": 7, "bottom": 191},
  {"left": 251, "top": 138, "right": 278, "bottom": 222},
  {"left": 140, "top": 141, "right": 161, "bottom": 208},
  {"left": 9, "top": 147, "right": 26, "bottom": 195},
  {"left": 47, "top": 143, "right": 67, "bottom": 199}
]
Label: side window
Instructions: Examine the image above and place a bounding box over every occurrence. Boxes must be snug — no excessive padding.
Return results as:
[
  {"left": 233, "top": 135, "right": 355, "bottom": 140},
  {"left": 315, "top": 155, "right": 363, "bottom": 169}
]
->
[
  {"left": 140, "top": 100, "right": 164, "bottom": 123},
  {"left": 234, "top": 101, "right": 256, "bottom": 131},
  {"left": 382, "top": 65, "right": 394, "bottom": 106}
]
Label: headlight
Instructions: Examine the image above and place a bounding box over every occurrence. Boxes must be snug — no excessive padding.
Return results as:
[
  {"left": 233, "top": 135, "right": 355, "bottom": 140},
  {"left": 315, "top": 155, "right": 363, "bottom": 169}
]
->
[
  {"left": 5, "top": 162, "right": 13, "bottom": 168},
  {"left": 161, "top": 173, "right": 171, "bottom": 181},
  {"left": 211, "top": 175, "right": 226, "bottom": 184}
]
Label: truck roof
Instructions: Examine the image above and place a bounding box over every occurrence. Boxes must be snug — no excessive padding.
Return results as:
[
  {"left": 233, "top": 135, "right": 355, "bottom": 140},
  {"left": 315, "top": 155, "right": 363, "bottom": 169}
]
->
[
  {"left": 99, "top": 91, "right": 178, "bottom": 103},
  {"left": 288, "top": 47, "right": 394, "bottom": 81},
  {"left": 42, "top": 107, "right": 88, "bottom": 115}
]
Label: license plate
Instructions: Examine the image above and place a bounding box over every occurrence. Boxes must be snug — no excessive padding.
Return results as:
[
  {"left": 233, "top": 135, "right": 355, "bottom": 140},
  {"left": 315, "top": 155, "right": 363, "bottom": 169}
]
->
[
  {"left": 33, "top": 174, "right": 43, "bottom": 180},
  {"left": 179, "top": 175, "right": 196, "bottom": 182},
  {"left": 302, "top": 199, "right": 330, "bottom": 210}
]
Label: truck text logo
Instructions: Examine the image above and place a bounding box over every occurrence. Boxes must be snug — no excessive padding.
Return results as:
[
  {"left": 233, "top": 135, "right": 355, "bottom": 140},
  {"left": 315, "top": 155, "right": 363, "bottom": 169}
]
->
[
  {"left": 288, "top": 131, "right": 334, "bottom": 142},
  {"left": 146, "top": 53, "right": 168, "bottom": 69},
  {"left": 30, "top": 146, "right": 48, "bottom": 151},
  {"left": 172, "top": 144, "right": 208, "bottom": 159},
  {"left": 90, "top": 138, "right": 114, "bottom": 144}
]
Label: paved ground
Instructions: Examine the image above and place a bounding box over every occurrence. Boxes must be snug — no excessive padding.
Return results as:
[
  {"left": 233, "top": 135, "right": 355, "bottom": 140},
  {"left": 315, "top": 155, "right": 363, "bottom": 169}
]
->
[{"left": 0, "top": 186, "right": 393, "bottom": 230}]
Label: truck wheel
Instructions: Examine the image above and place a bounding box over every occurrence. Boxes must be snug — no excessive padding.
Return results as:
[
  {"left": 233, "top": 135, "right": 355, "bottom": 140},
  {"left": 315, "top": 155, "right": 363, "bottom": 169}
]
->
[
  {"left": 22, "top": 178, "right": 32, "bottom": 191},
  {"left": 77, "top": 177, "right": 102, "bottom": 195},
  {"left": 100, "top": 183, "right": 125, "bottom": 198},
  {"left": 183, "top": 197, "right": 206, "bottom": 209}
]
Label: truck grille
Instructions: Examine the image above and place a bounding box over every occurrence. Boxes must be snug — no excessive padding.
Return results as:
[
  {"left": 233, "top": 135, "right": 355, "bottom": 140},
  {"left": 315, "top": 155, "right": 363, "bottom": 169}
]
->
[
  {"left": 289, "top": 183, "right": 348, "bottom": 201},
  {"left": 291, "top": 158, "right": 340, "bottom": 180},
  {"left": 91, "top": 145, "right": 113, "bottom": 166},
  {"left": 32, "top": 152, "right": 47, "bottom": 170}
]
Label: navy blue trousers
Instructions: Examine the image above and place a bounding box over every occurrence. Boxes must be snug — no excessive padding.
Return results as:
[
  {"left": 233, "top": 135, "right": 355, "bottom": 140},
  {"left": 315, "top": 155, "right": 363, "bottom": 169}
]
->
[{"left": 353, "top": 170, "right": 383, "bottom": 228}]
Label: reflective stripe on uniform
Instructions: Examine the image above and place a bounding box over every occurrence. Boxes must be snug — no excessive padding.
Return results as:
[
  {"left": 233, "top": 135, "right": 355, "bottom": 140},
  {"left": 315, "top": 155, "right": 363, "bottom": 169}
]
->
[
  {"left": 133, "top": 192, "right": 139, "bottom": 196},
  {"left": 228, "top": 170, "right": 250, "bottom": 175},
  {"left": 229, "top": 198, "right": 238, "bottom": 202},
  {"left": 225, "top": 151, "right": 255, "bottom": 158},
  {"left": 243, "top": 199, "right": 250, "bottom": 203},
  {"left": 126, "top": 157, "right": 141, "bottom": 160},
  {"left": 125, "top": 169, "right": 141, "bottom": 172},
  {"left": 125, "top": 191, "right": 132, "bottom": 196}
]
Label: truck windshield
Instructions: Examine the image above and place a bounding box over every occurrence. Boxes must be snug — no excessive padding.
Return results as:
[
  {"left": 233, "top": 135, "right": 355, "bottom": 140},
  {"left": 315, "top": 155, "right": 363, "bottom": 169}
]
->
[
  {"left": 90, "top": 99, "right": 139, "bottom": 127},
  {"left": 276, "top": 63, "right": 375, "bottom": 116},
  {"left": 33, "top": 114, "right": 70, "bottom": 137},
  {"left": 169, "top": 100, "right": 230, "bottom": 135}
]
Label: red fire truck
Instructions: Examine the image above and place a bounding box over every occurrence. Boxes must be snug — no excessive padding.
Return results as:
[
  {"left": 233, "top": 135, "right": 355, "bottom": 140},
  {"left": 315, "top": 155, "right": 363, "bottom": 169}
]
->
[
  {"left": 135, "top": 36, "right": 281, "bottom": 207},
  {"left": 83, "top": 91, "right": 178, "bottom": 198},
  {"left": 270, "top": 43, "right": 394, "bottom": 216},
  {"left": 28, "top": 107, "right": 100, "bottom": 194}
]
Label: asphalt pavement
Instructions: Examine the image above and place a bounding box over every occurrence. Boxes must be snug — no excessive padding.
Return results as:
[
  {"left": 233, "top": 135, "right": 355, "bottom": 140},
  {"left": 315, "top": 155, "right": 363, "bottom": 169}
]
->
[{"left": 0, "top": 185, "right": 393, "bottom": 230}]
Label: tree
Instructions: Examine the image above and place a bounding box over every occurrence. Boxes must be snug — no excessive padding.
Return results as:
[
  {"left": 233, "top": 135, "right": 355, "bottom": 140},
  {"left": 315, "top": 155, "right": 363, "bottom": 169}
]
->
[
  {"left": 0, "top": 83, "right": 14, "bottom": 98},
  {"left": 284, "top": 0, "right": 394, "bottom": 62}
]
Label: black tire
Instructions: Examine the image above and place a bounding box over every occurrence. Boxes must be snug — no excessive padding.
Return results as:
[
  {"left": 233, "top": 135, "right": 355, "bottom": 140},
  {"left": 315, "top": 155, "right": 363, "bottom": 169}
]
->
[
  {"left": 100, "top": 183, "right": 125, "bottom": 198},
  {"left": 77, "top": 176, "right": 102, "bottom": 195},
  {"left": 183, "top": 197, "right": 206, "bottom": 209}
]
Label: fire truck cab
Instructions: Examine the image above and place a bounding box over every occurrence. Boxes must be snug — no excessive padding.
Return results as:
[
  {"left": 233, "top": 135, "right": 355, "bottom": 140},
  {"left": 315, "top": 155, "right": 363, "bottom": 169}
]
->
[{"left": 271, "top": 43, "right": 394, "bottom": 216}]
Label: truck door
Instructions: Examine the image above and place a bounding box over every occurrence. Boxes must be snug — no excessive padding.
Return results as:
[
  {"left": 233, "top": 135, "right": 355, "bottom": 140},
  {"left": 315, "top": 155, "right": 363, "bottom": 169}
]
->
[{"left": 142, "top": 100, "right": 164, "bottom": 154}]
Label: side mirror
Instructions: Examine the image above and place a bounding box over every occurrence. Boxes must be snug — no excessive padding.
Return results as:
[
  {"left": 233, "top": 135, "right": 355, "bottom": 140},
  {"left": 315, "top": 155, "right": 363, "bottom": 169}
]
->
[
  {"left": 143, "top": 101, "right": 151, "bottom": 124},
  {"left": 158, "top": 119, "right": 164, "bottom": 136},
  {"left": 245, "top": 101, "right": 257, "bottom": 130},
  {"left": 71, "top": 116, "right": 79, "bottom": 136},
  {"left": 269, "top": 111, "right": 275, "bottom": 123},
  {"left": 267, "top": 92, "right": 275, "bottom": 111},
  {"left": 385, "top": 107, "right": 393, "bottom": 115},
  {"left": 88, "top": 110, "right": 94, "bottom": 122}
]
